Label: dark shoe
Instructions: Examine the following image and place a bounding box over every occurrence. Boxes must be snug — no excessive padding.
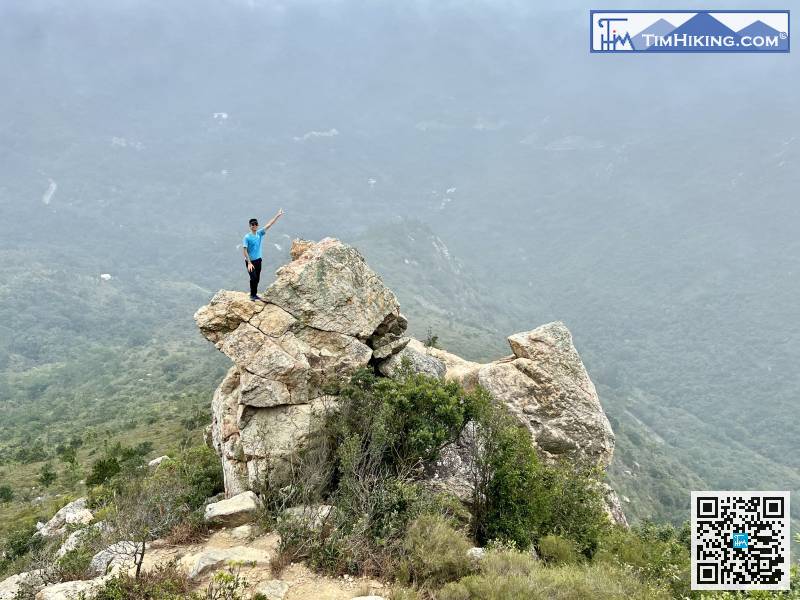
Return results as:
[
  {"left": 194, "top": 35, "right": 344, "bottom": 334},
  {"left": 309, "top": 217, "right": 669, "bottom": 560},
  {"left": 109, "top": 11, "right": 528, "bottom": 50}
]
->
[{"left": 250, "top": 295, "right": 260, "bottom": 302}]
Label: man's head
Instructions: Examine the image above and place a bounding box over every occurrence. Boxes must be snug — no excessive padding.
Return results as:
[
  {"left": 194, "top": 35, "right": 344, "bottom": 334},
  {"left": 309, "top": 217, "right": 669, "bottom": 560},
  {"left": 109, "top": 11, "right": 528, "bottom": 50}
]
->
[{"left": 248, "top": 218, "right": 258, "bottom": 232}]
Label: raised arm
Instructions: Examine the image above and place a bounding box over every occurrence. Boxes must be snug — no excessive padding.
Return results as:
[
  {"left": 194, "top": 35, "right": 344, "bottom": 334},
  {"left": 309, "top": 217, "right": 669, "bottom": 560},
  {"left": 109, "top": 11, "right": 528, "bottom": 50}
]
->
[{"left": 262, "top": 208, "right": 284, "bottom": 232}]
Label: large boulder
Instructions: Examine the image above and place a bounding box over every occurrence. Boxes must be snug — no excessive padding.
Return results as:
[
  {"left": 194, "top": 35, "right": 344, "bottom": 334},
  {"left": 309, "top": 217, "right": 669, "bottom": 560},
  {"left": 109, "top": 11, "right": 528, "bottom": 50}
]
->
[
  {"left": 262, "top": 237, "right": 403, "bottom": 340},
  {"left": 0, "top": 571, "right": 45, "bottom": 600},
  {"left": 196, "top": 237, "right": 622, "bottom": 524},
  {"left": 196, "top": 239, "right": 406, "bottom": 495},
  {"left": 493, "top": 322, "right": 614, "bottom": 467},
  {"left": 37, "top": 498, "right": 93, "bottom": 538},
  {"left": 180, "top": 546, "right": 269, "bottom": 580},
  {"left": 204, "top": 491, "right": 261, "bottom": 527}
]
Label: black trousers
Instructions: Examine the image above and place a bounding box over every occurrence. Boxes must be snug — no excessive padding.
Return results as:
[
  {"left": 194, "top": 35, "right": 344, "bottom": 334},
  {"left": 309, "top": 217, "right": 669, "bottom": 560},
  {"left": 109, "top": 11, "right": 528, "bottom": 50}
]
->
[{"left": 246, "top": 258, "right": 262, "bottom": 297}]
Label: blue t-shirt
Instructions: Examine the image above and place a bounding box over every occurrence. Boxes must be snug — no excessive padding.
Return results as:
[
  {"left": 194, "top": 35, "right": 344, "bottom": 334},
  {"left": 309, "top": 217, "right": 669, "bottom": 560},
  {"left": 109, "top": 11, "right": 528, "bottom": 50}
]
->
[{"left": 243, "top": 229, "right": 265, "bottom": 260}]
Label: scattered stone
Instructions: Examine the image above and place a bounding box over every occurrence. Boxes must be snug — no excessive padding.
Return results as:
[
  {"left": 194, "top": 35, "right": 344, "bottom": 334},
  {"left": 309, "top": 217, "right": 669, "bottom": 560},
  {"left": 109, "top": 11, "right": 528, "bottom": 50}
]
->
[
  {"left": 88, "top": 541, "right": 139, "bottom": 577},
  {"left": 0, "top": 571, "right": 45, "bottom": 600},
  {"left": 229, "top": 524, "right": 253, "bottom": 540},
  {"left": 34, "top": 576, "right": 110, "bottom": 600},
  {"left": 180, "top": 546, "right": 268, "bottom": 580},
  {"left": 466, "top": 547, "right": 486, "bottom": 561},
  {"left": 252, "top": 579, "right": 289, "bottom": 600},
  {"left": 56, "top": 522, "right": 107, "bottom": 558},
  {"left": 148, "top": 455, "right": 170, "bottom": 467},
  {"left": 280, "top": 504, "right": 334, "bottom": 530},
  {"left": 204, "top": 491, "right": 261, "bottom": 527}
]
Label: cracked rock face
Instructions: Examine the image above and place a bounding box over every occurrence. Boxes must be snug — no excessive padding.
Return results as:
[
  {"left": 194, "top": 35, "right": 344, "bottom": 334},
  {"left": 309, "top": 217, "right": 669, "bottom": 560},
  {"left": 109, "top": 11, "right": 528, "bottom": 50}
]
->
[{"left": 196, "top": 238, "right": 620, "bottom": 524}]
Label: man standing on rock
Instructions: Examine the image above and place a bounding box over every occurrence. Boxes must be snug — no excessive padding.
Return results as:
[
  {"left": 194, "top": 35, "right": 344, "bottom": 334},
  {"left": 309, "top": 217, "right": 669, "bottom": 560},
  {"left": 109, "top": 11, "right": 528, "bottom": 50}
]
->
[{"left": 243, "top": 209, "right": 283, "bottom": 301}]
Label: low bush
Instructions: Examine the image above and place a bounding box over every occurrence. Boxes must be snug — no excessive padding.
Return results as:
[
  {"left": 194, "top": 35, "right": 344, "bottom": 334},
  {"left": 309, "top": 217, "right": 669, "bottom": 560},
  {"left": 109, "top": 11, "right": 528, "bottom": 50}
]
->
[
  {"left": 90, "top": 562, "right": 194, "bottom": 600},
  {"left": 268, "top": 368, "right": 483, "bottom": 580},
  {"left": 165, "top": 509, "right": 209, "bottom": 545},
  {"left": 326, "top": 367, "right": 485, "bottom": 476},
  {"left": 400, "top": 514, "right": 473, "bottom": 586},
  {"left": 471, "top": 402, "right": 609, "bottom": 556},
  {"left": 438, "top": 553, "right": 670, "bottom": 600},
  {"left": 595, "top": 521, "right": 690, "bottom": 598},
  {"left": 538, "top": 535, "right": 579, "bottom": 565}
]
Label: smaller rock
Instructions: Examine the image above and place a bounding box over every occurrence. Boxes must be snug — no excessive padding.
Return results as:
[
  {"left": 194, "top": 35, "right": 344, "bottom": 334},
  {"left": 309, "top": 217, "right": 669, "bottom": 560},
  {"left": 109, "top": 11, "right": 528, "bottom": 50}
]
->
[
  {"left": 600, "top": 483, "right": 628, "bottom": 527},
  {"left": 204, "top": 491, "right": 262, "bottom": 527},
  {"left": 377, "top": 346, "right": 445, "bottom": 379},
  {"left": 252, "top": 579, "right": 289, "bottom": 600},
  {"left": 148, "top": 455, "right": 170, "bottom": 468},
  {"left": 280, "top": 504, "right": 334, "bottom": 530},
  {"left": 56, "top": 522, "right": 107, "bottom": 558},
  {"left": 0, "top": 570, "right": 45, "bottom": 600},
  {"left": 229, "top": 524, "right": 253, "bottom": 540},
  {"left": 290, "top": 239, "right": 315, "bottom": 260},
  {"left": 371, "top": 336, "right": 410, "bottom": 360},
  {"left": 34, "top": 576, "right": 110, "bottom": 600},
  {"left": 180, "top": 546, "right": 268, "bottom": 580},
  {"left": 466, "top": 547, "right": 486, "bottom": 561},
  {"left": 88, "top": 541, "right": 139, "bottom": 577}
]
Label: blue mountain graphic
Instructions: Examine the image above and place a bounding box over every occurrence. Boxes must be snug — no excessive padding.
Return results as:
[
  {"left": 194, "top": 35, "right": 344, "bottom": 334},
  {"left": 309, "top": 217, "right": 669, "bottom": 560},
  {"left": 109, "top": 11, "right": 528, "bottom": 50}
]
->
[
  {"left": 632, "top": 18, "right": 676, "bottom": 50},
  {"left": 646, "top": 12, "right": 738, "bottom": 52},
  {"left": 736, "top": 20, "right": 788, "bottom": 51}
]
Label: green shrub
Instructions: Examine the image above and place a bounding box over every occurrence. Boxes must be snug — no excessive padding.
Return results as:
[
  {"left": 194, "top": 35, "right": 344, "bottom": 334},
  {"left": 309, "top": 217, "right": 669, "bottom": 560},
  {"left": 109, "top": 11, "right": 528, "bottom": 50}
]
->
[
  {"left": 388, "top": 587, "right": 422, "bottom": 600},
  {"left": 86, "top": 442, "right": 154, "bottom": 488},
  {"left": 538, "top": 535, "right": 579, "bottom": 565},
  {"left": 85, "top": 457, "right": 121, "bottom": 487},
  {"left": 479, "top": 549, "right": 538, "bottom": 577},
  {"left": 1, "top": 520, "right": 43, "bottom": 562},
  {"left": 438, "top": 558, "right": 670, "bottom": 600},
  {"left": 327, "top": 368, "right": 483, "bottom": 475},
  {"left": 56, "top": 546, "right": 95, "bottom": 581},
  {"left": 534, "top": 463, "right": 610, "bottom": 557},
  {"left": 0, "top": 484, "right": 14, "bottom": 503},
  {"left": 262, "top": 369, "right": 486, "bottom": 579},
  {"left": 595, "top": 522, "right": 690, "bottom": 599},
  {"left": 165, "top": 446, "right": 224, "bottom": 510},
  {"left": 400, "top": 514, "right": 472, "bottom": 586},
  {"left": 471, "top": 401, "right": 609, "bottom": 555},
  {"left": 476, "top": 417, "right": 545, "bottom": 549},
  {"left": 90, "top": 562, "right": 193, "bottom": 599}
]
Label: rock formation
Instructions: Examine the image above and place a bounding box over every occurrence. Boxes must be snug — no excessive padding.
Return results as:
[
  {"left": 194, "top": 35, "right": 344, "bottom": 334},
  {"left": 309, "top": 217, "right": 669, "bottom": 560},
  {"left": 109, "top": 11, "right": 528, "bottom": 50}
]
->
[{"left": 195, "top": 237, "right": 623, "bottom": 523}]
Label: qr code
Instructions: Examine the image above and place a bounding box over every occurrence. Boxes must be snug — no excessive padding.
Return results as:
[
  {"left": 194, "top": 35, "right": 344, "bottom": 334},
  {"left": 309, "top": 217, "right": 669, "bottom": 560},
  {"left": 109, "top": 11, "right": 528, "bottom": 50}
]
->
[{"left": 692, "top": 491, "right": 790, "bottom": 590}]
